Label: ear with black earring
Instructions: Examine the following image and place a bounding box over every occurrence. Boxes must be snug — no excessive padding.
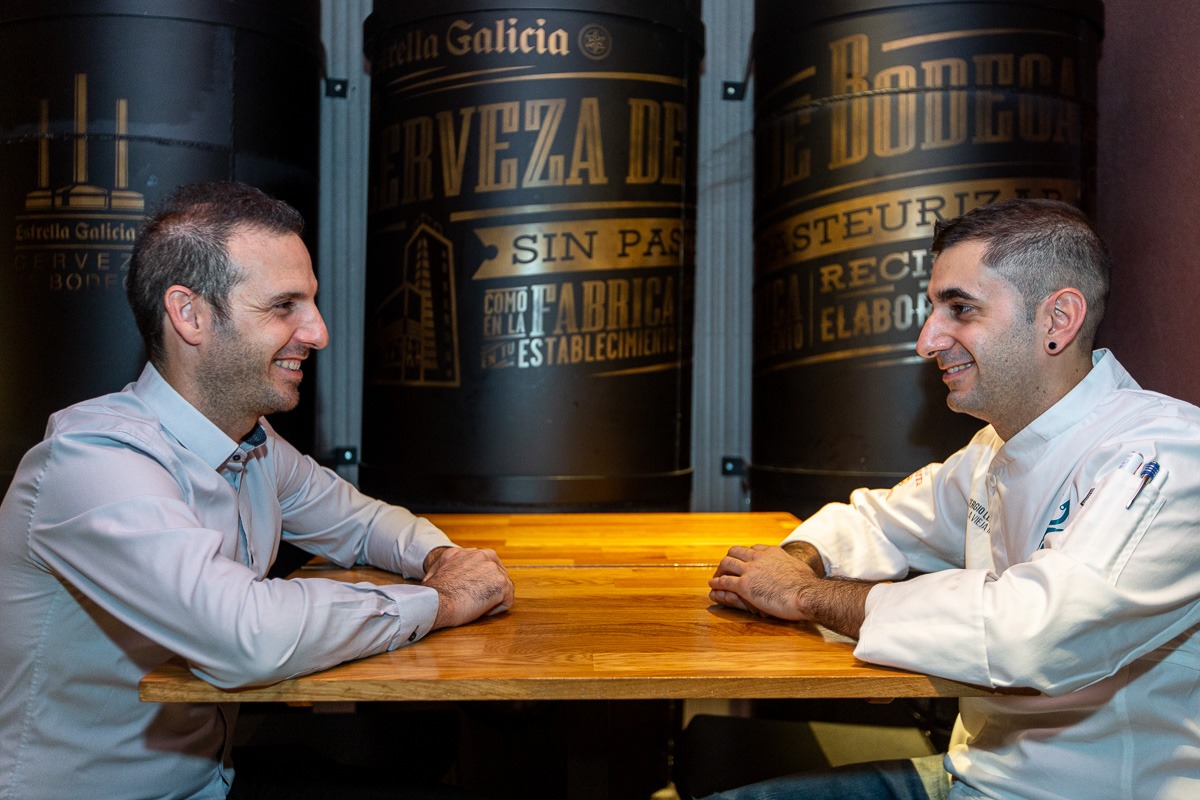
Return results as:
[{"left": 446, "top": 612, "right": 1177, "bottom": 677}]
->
[{"left": 1048, "top": 303, "right": 1065, "bottom": 351}]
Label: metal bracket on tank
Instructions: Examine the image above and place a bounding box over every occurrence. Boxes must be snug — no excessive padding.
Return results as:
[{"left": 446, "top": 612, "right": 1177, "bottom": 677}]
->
[
  {"left": 325, "top": 78, "right": 348, "bottom": 98},
  {"left": 321, "top": 446, "right": 358, "bottom": 467}
]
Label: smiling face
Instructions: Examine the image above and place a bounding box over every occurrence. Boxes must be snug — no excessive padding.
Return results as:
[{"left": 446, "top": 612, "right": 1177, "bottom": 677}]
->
[
  {"left": 916, "top": 240, "right": 1051, "bottom": 440},
  {"left": 191, "top": 228, "right": 328, "bottom": 438}
]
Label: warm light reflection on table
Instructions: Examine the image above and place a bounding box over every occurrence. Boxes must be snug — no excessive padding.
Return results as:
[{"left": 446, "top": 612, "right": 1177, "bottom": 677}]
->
[{"left": 140, "top": 513, "right": 1009, "bottom": 703}]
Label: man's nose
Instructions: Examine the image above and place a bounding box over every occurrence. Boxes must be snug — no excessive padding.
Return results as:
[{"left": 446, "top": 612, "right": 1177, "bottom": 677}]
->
[
  {"left": 916, "top": 314, "right": 949, "bottom": 359},
  {"left": 300, "top": 306, "right": 329, "bottom": 350}
]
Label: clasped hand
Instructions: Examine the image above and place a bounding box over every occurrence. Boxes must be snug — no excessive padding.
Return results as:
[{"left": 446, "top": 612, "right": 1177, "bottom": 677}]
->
[
  {"left": 423, "top": 546, "right": 515, "bottom": 630},
  {"left": 708, "top": 543, "right": 819, "bottom": 621}
]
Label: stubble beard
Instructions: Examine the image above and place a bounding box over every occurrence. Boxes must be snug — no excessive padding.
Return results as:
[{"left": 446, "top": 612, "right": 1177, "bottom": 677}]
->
[{"left": 199, "top": 327, "right": 302, "bottom": 433}]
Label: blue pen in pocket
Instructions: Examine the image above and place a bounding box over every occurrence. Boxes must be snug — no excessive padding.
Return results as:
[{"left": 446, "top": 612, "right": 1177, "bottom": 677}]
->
[{"left": 1125, "top": 461, "right": 1160, "bottom": 509}]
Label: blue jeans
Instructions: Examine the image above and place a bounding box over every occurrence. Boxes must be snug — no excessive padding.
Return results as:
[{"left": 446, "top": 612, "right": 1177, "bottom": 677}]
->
[{"left": 698, "top": 755, "right": 948, "bottom": 800}]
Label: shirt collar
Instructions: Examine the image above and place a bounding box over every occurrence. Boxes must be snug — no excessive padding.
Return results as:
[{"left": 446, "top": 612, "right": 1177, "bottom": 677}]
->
[
  {"left": 999, "top": 349, "right": 1139, "bottom": 462},
  {"left": 130, "top": 363, "right": 265, "bottom": 470}
]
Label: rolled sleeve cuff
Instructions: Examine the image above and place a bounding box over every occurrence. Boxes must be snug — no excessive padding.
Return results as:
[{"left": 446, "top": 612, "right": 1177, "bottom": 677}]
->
[
  {"left": 782, "top": 498, "right": 910, "bottom": 581},
  {"left": 855, "top": 570, "right": 993, "bottom": 687},
  {"left": 377, "top": 583, "right": 441, "bottom": 649}
]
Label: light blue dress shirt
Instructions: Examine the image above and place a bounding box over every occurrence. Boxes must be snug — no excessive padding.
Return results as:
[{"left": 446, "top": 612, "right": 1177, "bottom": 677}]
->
[{"left": 0, "top": 363, "right": 453, "bottom": 799}]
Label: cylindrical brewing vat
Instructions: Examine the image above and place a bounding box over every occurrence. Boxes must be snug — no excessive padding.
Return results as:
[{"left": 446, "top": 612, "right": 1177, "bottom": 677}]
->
[
  {"left": 362, "top": 1, "right": 703, "bottom": 511},
  {"left": 750, "top": 0, "right": 1103, "bottom": 514},
  {"left": 0, "top": 0, "right": 322, "bottom": 485}
]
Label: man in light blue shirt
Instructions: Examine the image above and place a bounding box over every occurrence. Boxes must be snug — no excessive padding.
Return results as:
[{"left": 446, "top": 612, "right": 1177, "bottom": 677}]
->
[{"left": 0, "top": 181, "right": 515, "bottom": 799}]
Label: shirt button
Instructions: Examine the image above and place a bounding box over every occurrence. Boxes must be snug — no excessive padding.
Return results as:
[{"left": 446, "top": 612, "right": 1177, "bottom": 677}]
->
[{"left": 232, "top": 454, "right": 242, "bottom": 462}]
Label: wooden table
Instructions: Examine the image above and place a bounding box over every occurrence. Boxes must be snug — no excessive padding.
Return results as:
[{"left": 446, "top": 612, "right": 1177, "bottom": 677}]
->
[
  {"left": 140, "top": 513, "right": 1004, "bottom": 704},
  {"left": 421, "top": 510, "right": 803, "bottom": 566}
]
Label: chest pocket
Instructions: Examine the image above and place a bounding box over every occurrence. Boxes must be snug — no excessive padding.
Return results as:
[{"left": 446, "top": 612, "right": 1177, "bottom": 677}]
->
[{"left": 1042, "top": 466, "right": 1167, "bottom": 583}]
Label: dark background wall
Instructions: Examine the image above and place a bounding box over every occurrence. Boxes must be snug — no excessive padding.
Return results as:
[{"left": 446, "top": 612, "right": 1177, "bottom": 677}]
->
[{"left": 1096, "top": 0, "right": 1200, "bottom": 405}]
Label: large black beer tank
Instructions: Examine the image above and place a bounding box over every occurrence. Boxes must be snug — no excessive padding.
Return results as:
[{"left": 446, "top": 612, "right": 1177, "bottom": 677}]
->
[
  {"left": 0, "top": 0, "right": 323, "bottom": 484},
  {"left": 750, "top": 0, "right": 1103, "bottom": 514},
  {"left": 360, "top": 1, "right": 704, "bottom": 511}
]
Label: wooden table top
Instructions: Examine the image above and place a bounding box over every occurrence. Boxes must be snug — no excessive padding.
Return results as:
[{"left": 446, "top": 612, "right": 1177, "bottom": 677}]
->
[
  {"left": 421, "top": 511, "right": 802, "bottom": 566},
  {"left": 140, "top": 562, "right": 1003, "bottom": 704}
]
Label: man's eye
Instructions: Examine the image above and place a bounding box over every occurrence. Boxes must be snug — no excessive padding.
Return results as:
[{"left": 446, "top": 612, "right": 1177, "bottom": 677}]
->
[
  {"left": 274, "top": 302, "right": 295, "bottom": 313},
  {"left": 951, "top": 304, "right": 974, "bottom": 316}
]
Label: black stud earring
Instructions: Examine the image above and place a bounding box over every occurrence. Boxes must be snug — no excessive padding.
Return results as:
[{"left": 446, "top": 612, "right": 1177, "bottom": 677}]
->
[{"left": 1048, "top": 341, "right": 1058, "bottom": 351}]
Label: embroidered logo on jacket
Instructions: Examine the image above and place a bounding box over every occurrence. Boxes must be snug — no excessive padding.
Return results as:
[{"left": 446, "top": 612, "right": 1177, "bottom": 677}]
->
[{"left": 1044, "top": 500, "right": 1070, "bottom": 535}]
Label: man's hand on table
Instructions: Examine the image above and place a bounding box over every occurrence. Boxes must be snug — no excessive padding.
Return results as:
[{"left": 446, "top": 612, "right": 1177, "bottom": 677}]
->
[
  {"left": 423, "top": 547, "right": 515, "bottom": 630},
  {"left": 708, "top": 544, "right": 820, "bottom": 620},
  {"left": 708, "top": 542, "right": 872, "bottom": 640}
]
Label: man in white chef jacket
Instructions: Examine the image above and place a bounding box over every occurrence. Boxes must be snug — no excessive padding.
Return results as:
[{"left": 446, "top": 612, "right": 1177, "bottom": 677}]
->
[{"left": 706, "top": 198, "right": 1200, "bottom": 800}]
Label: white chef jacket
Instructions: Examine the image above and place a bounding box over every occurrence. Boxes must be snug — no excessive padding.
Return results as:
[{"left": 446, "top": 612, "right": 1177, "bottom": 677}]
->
[{"left": 785, "top": 350, "right": 1200, "bottom": 800}]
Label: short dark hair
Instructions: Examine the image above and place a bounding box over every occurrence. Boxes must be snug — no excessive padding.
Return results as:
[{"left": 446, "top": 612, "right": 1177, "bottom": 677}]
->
[
  {"left": 127, "top": 181, "right": 304, "bottom": 366},
  {"left": 931, "top": 199, "right": 1111, "bottom": 347}
]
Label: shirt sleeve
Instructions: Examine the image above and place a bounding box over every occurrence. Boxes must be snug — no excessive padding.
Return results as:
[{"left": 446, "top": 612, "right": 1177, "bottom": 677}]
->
[
  {"left": 21, "top": 428, "right": 445, "bottom": 689},
  {"left": 263, "top": 426, "right": 455, "bottom": 579},
  {"left": 856, "top": 436, "right": 1200, "bottom": 695},
  {"left": 782, "top": 429, "right": 994, "bottom": 580}
]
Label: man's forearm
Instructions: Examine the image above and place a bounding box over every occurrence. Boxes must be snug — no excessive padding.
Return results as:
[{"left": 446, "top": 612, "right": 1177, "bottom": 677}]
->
[
  {"left": 796, "top": 577, "right": 873, "bottom": 640},
  {"left": 782, "top": 540, "right": 874, "bottom": 639}
]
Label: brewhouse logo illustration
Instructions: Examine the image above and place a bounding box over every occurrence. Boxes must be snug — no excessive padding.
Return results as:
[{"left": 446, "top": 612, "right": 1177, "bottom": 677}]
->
[
  {"left": 368, "top": 13, "right": 693, "bottom": 385},
  {"left": 13, "top": 73, "right": 144, "bottom": 294},
  {"left": 375, "top": 216, "right": 461, "bottom": 386}
]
